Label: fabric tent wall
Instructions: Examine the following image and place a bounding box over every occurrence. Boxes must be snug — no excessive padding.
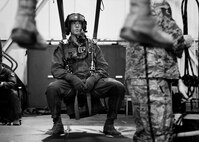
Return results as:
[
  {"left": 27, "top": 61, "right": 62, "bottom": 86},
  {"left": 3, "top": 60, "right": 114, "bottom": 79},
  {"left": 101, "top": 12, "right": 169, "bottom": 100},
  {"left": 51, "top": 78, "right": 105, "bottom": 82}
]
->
[
  {"left": 0, "top": 0, "right": 130, "bottom": 40},
  {"left": 1, "top": 0, "right": 198, "bottom": 40}
]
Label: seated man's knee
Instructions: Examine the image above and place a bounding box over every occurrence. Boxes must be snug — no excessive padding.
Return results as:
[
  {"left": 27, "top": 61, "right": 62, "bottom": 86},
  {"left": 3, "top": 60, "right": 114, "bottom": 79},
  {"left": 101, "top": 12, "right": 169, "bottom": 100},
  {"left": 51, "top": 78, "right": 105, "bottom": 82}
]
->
[
  {"left": 9, "top": 89, "right": 19, "bottom": 98},
  {"left": 112, "top": 80, "right": 125, "bottom": 93},
  {"left": 107, "top": 79, "right": 125, "bottom": 98},
  {"left": 46, "top": 82, "right": 60, "bottom": 95},
  {"left": 2, "top": 89, "right": 17, "bottom": 98}
]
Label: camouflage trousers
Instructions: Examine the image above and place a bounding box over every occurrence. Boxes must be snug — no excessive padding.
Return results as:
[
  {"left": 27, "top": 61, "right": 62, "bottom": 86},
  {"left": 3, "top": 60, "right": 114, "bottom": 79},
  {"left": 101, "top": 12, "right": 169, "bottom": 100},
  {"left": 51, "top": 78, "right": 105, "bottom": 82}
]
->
[{"left": 126, "top": 79, "right": 174, "bottom": 142}]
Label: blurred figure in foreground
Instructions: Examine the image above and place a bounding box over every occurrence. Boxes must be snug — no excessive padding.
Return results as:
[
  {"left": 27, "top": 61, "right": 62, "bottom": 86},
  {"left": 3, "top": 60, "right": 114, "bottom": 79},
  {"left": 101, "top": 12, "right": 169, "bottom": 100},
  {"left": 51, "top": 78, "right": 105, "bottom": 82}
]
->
[
  {"left": 120, "top": 0, "right": 173, "bottom": 48},
  {"left": 11, "top": 0, "right": 46, "bottom": 49}
]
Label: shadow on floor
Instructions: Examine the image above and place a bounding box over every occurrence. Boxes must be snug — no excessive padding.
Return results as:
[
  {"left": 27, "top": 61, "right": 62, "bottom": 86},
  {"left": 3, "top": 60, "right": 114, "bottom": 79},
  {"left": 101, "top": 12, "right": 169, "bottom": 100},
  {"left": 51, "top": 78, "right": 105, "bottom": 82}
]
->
[{"left": 42, "top": 132, "right": 132, "bottom": 142}]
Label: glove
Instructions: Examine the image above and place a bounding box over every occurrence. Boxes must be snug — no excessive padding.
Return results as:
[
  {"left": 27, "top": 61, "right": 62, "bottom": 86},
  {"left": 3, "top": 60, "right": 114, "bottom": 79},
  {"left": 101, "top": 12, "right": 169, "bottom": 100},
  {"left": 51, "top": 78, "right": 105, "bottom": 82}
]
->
[
  {"left": 69, "top": 75, "right": 86, "bottom": 92},
  {"left": 85, "top": 75, "right": 97, "bottom": 92}
]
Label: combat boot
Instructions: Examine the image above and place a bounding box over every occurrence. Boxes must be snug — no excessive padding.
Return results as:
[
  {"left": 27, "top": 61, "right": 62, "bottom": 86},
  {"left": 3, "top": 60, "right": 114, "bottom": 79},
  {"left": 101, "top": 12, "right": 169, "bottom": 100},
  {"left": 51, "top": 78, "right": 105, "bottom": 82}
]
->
[
  {"left": 103, "top": 119, "right": 121, "bottom": 136},
  {"left": 46, "top": 117, "right": 64, "bottom": 135},
  {"left": 11, "top": 0, "right": 46, "bottom": 50},
  {"left": 120, "top": 0, "right": 173, "bottom": 48}
]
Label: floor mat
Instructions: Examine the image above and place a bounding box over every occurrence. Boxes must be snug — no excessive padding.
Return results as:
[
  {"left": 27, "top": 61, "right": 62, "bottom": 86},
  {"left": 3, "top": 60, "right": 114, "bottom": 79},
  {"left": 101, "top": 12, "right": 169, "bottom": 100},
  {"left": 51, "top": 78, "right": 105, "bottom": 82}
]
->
[{"left": 0, "top": 114, "right": 135, "bottom": 142}]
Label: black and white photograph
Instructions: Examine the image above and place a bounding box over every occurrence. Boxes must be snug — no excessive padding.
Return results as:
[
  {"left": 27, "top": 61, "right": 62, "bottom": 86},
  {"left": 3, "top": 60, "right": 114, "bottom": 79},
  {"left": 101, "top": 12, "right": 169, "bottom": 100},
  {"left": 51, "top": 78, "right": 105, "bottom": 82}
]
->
[{"left": 0, "top": 0, "right": 198, "bottom": 142}]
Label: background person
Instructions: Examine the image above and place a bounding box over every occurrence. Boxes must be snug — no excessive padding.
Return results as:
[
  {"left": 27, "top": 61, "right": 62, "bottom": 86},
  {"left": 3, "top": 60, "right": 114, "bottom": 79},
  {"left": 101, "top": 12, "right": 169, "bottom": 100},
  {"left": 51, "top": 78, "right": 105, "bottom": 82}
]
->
[{"left": 0, "top": 40, "right": 21, "bottom": 125}]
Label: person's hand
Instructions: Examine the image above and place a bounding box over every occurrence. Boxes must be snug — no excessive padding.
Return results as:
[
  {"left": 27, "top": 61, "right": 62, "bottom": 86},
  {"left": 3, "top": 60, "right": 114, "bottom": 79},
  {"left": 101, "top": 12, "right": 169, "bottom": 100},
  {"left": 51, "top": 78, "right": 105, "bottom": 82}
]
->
[
  {"left": 183, "top": 35, "right": 194, "bottom": 48},
  {"left": 70, "top": 75, "right": 86, "bottom": 92},
  {"left": 178, "top": 79, "right": 189, "bottom": 102},
  {"left": 0, "top": 82, "right": 4, "bottom": 87},
  {"left": 85, "top": 75, "right": 96, "bottom": 92}
]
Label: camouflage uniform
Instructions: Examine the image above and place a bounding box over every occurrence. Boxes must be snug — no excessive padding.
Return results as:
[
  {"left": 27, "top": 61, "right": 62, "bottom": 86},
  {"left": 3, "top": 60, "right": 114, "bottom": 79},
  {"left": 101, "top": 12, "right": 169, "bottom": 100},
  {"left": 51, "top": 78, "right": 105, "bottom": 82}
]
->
[{"left": 125, "top": 1, "right": 186, "bottom": 142}]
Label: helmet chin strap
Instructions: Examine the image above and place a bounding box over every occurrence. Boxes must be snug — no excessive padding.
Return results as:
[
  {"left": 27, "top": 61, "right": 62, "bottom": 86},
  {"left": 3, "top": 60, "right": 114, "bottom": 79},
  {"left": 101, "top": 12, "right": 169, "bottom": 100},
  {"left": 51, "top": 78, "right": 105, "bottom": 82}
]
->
[
  {"left": 71, "top": 31, "right": 86, "bottom": 45},
  {"left": 77, "top": 31, "right": 86, "bottom": 39}
]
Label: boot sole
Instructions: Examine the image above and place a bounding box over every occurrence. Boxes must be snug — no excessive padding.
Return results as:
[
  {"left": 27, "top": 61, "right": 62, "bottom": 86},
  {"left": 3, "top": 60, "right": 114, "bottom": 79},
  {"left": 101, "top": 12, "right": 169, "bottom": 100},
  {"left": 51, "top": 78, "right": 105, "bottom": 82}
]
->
[
  {"left": 46, "top": 131, "right": 64, "bottom": 135},
  {"left": 102, "top": 130, "right": 122, "bottom": 137}
]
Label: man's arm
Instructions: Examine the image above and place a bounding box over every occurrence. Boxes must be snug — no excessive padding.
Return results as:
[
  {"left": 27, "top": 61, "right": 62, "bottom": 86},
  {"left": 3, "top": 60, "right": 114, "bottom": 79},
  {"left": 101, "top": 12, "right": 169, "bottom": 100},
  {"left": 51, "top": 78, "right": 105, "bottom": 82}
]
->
[
  {"left": 163, "top": 18, "right": 186, "bottom": 58},
  {"left": 94, "top": 44, "right": 109, "bottom": 78},
  {"left": 0, "top": 68, "right": 17, "bottom": 90},
  {"left": 51, "top": 44, "right": 72, "bottom": 80},
  {"left": 151, "top": 2, "right": 186, "bottom": 58},
  {"left": 51, "top": 43, "right": 86, "bottom": 91}
]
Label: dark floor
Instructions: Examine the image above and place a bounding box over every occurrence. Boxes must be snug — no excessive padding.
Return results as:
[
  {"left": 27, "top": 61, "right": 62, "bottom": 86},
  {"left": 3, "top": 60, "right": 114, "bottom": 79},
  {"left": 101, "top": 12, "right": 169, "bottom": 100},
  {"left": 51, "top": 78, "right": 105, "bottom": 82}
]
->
[{"left": 0, "top": 114, "right": 135, "bottom": 142}]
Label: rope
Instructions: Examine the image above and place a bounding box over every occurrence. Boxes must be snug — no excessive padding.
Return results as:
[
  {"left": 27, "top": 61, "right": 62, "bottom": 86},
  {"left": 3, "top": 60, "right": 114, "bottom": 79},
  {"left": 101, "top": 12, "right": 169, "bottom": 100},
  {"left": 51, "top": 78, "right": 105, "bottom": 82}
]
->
[
  {"left": 181, "top": 0, "right": 199, "bottom": 100},
  {"left": 172, "top": 0, "right": 199, "bottom": 138},
  {"left": 144, "top": 46, "right": 155, "bottom": 142}
]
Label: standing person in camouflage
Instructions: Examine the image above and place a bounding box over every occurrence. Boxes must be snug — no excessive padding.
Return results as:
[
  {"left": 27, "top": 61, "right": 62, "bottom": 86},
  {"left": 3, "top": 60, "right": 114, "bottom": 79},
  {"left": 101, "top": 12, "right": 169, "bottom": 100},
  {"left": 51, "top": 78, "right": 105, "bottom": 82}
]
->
[
  {"left": 122, "top": 1, "right": 189, "bottom": 142},
  {"left": 45, "top": 13, "right": 125, "bottom": 136}
]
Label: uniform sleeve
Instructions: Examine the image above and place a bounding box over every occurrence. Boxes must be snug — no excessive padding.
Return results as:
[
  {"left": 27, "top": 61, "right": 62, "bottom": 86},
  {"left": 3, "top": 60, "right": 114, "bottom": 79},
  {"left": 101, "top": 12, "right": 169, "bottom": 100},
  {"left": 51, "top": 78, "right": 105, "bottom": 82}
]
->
[
  {"left": 152, "top": 2, "right": 186, "bottom": 58},
  {"left": 162, "top": 17, "right": 186, "bottom": 58},
  {"left": 51, "top": 44, "right": 73, "bottom": 81},
  {"left": 1, "top": 68, "right": 17, "bottom": 90},
  {"left": 94, "top": 44, "right": 109, "bottom": 78}
]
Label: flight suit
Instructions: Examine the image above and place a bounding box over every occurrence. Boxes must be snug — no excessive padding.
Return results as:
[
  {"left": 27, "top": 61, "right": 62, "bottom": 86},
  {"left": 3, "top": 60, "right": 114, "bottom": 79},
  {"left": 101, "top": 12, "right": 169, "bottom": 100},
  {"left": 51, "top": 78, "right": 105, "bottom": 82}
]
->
[{"left": 46, "top": 36, "right": 125, "bottom": 124}]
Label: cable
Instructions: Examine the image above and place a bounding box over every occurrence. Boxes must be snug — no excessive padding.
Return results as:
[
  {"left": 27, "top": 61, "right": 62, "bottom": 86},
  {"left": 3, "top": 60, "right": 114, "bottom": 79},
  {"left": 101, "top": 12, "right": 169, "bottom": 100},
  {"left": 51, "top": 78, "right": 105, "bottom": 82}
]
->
[
  {"left": 144, "top": 46, "right": 155, "bottom": 142},
  {"left": 181, "top": 0, "right": 199, "bottom": 103},
  {"left": 181, "top": 0, "right": 188, "bottom": 34},
  {"left": 194, "top": 0, "right": 199, "bottom": 93}
]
